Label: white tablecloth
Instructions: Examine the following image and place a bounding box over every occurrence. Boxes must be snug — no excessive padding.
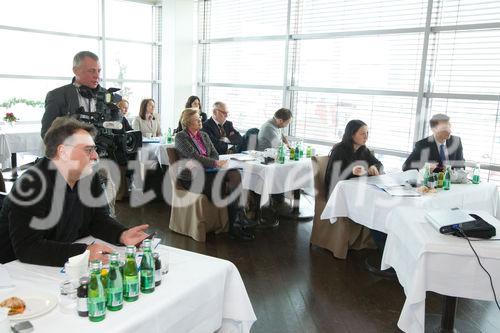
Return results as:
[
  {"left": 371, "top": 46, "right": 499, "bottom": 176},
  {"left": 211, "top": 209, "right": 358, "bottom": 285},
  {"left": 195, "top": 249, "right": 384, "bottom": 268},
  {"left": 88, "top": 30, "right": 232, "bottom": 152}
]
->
[
  {"left": 1, "top": 245, "right": 256, "bottom": 333},
  {"left": 0, "top": 124, "right": 44, "bottom": 168},
  {"left": 321, "top": 174, "right": 500, "bottom": 232},
  {"left": 221, "top": 155, "right": 315, "bottom": 206},
  {"left": 141, "top": 141, "right": 174, "bottom": 166},
  {"left": 381, "top": 207, "right": 500, "bottom": 333}
]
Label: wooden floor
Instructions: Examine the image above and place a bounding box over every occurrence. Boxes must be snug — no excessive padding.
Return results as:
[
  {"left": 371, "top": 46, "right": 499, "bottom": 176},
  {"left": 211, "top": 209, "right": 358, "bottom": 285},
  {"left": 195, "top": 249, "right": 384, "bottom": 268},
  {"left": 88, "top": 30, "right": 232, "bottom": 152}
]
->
[{"left": 114, "top": 198, "right": 500, "bottom": 332}]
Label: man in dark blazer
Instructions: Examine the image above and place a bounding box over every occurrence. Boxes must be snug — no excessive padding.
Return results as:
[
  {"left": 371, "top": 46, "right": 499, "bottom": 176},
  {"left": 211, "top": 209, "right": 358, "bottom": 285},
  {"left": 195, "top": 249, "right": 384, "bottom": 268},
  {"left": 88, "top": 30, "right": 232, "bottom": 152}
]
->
[
  {"left": 202, "top": 101, "right": 243, "bottom": 154},
  {"left": 403, "top": 114, "right": 465, "bottom": 171},
  {"left": 41, "top": 51, "right": 101, "bottom": 138}
]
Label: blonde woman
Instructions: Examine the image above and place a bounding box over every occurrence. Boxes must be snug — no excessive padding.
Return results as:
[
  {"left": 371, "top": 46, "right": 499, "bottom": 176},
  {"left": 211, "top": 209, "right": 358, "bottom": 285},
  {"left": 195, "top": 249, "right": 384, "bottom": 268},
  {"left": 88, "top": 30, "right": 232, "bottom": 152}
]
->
[{"left": 174, "top": 108, "right": 257, "bottom": 241}]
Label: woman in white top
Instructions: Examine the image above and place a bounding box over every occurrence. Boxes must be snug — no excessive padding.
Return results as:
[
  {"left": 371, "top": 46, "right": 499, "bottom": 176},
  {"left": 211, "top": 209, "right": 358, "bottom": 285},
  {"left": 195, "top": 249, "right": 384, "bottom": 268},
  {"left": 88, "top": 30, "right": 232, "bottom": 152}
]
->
[{"left": 132, "top": 98, "right": 162, "bottom": 137}]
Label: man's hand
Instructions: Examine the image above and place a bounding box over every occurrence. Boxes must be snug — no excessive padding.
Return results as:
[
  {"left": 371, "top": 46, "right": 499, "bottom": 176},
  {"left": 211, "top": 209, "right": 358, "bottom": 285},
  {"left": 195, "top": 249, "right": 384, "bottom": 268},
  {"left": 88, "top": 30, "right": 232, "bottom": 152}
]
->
[
  {"left": 88, "top": 243, "right": 115, "bottom": 264},
  {"left": 429, "top": 163, "right": 439, "bottom": 173},
  {"left": 368, "top": 165, "right": 380, "bottom": 176},
  {"left": 119, "top": 224, "right": 150, "bottom": 246},
  {"left": 352, "top": 165, "right": 367, "bottom": 176}
]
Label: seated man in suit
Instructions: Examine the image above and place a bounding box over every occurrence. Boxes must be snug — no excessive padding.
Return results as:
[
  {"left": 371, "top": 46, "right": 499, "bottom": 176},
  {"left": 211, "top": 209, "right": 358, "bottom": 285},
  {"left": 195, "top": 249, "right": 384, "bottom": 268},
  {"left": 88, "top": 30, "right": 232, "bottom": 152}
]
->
[
  {"left": 403, "top": 113, "right": 465, "bottom": 172},
  {"left": 202, "top": 102, "right": 242, "bottom": 154}
]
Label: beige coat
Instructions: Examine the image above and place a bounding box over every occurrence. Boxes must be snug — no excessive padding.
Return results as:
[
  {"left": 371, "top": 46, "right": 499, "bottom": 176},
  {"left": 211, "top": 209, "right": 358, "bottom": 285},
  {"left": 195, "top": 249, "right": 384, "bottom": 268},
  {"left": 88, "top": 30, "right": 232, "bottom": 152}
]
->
[{"left": 132, "top": 114, "right": 162, "bottom": 137}]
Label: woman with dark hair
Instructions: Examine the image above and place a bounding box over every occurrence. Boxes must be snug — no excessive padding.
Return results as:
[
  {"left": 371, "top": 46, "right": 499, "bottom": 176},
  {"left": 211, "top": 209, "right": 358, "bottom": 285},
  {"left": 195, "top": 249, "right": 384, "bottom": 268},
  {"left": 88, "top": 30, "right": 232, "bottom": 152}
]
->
[
  {"left": 175, "top": 96, "right": 207, "bottom": 133},
  {"left": 324, "top": 119, "right": 383, "bottom": 198},
  {"left": 324, "top": 119, "right": 387, "bottom": 253},
  {"left": 132, "top": 98, "right": 162, "bottom": 137}
]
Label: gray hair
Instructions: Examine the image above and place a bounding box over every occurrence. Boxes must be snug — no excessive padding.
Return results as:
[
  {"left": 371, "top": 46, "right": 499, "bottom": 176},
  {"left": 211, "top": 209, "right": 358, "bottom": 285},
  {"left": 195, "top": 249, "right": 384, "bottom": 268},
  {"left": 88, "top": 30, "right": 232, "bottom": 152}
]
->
[
  {"left": 212, "top": 101, "right": 226, "bottom": 113},
  {"left": 73, "top": 51, "right": 99, "bottom": 69}
]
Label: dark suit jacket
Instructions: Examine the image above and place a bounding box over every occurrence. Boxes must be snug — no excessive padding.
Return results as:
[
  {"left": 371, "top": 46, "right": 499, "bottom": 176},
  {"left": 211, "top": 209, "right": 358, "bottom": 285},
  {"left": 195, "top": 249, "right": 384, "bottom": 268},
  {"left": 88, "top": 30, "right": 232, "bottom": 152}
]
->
[
  {"left": 202, "top": 118, "right": 243, "bottom": 154},
  {"left": 174, "top": 130, "right": 219, "bottom": 182},
  {"left": 42, "top": 81, "right": 81, "bottom": 138},
  {"left": 402, "top": 135, "right": 464, "bottom": 171}
]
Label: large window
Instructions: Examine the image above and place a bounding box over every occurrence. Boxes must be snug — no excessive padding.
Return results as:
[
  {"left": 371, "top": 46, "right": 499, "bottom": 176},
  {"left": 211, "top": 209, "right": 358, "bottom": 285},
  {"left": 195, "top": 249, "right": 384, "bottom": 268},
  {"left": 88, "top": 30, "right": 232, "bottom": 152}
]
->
[
  {"left": 198, "top": 0, "right": 500, "bottom": 177},
  {"left": 0, "top": 0, "right": 162, "bottom": 123}
]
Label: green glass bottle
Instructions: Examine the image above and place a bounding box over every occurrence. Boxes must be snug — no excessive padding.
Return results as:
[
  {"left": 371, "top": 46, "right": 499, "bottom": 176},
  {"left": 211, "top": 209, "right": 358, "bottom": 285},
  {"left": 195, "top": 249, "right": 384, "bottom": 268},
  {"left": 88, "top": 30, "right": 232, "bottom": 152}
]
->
[
  {"left": 106, "top": 252, "right": 123, "bottom": 311},
  {"left": 306, "top": 146, "right": 312, "bottom": 158},
  {"left": 299, "top": 141, "right": 304, "bottom": 158},
  {"left": 423, "top": 163, "right": 430, "bottom": 186},
  {"left": 167, "top": 128, "right": 173, "bottom": 144},
  {"left": 443, "top": 166, "right": 451, "bottom": 190},
  {"left": 88, "top": 260, "right": 106, "bottom": 322},
  {"left": 140, "top": 239, "right": 155, "bottom": 294},
  {"left": 278, "top": 144, "right": 285, "bottom": 164},
  {"left": 289, "top": 147, "right": 295, "bottom": 160},
  {"left": 472, "top": 163, "right": 480, "bottom": 184},
  {"left": 123, "top": 246, "right": 139, "bottom": 302},
  {"left": 294, "top": 143, "right": 300, "bottom": 161}
]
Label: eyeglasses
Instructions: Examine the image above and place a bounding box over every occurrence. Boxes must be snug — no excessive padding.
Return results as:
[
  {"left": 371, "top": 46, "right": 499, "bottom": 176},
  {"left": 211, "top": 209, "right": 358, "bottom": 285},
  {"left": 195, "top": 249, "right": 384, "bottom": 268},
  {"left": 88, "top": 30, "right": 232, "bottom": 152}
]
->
[
  {"left": 216, "top": 109, "right": 229, "bottom": 116},
  {"left": 65, "top": 144, "right": 98, "bottom": 155}
]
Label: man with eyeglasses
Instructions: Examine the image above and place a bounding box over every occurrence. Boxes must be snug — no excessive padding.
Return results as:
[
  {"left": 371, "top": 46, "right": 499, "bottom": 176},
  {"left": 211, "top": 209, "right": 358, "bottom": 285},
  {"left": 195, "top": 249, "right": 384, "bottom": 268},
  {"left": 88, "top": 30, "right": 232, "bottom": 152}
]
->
[
  {"left": 0, "top": 117, "right": 149, "bottom": 266},
  {"left": 202, "top": 101, "right": 243, "bottom": 154}
]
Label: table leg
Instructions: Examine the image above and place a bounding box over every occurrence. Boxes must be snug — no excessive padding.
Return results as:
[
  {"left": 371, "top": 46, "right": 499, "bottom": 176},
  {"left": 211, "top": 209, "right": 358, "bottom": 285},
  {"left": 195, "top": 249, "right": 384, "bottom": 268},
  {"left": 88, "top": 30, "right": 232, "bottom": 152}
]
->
[
  {"left": 4, "top": 153, "right": 18, "bottom": 181},
  {"left": 426, "top": 295, "right": 480, "bottom": 333},
  {"left": 441, "top": 296, "right": 457, "bottom": 332},
  {"left": 277, "top": 189, "right": 313, "bottom": 221}
]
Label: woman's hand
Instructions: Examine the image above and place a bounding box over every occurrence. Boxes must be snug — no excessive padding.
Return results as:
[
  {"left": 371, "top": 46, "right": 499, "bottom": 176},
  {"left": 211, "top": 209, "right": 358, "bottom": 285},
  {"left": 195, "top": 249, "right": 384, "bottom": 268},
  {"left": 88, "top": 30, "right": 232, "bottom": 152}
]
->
[
  {"left": 215, "top": 160, "right": 228, "bottom": 168},
  {"left": 368, "top": 165, "right": 380, "bottom": 176},
  {"left": 352, "top": 165, "right": 367, "bottom": 176}
]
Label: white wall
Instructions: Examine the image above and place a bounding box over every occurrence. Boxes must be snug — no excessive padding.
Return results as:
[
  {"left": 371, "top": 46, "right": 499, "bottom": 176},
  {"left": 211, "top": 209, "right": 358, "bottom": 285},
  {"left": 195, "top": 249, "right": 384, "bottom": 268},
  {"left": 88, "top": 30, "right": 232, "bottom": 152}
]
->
[{"left": 161, "top": 0, "right": 197, "bottom": 132}]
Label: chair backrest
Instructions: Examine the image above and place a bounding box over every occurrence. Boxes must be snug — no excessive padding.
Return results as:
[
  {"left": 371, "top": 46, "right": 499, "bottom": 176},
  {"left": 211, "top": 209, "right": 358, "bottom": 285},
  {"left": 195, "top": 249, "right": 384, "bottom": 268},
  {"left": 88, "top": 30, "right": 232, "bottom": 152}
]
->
[
  {"left": 166, "top": 147, "right": 179, "bottom": 164},
  {"left": 311, "top": 156, "right": 330, "bottom": 206},
  {"left": 239, "top": 128, "right": 259, "bottom": 151}
]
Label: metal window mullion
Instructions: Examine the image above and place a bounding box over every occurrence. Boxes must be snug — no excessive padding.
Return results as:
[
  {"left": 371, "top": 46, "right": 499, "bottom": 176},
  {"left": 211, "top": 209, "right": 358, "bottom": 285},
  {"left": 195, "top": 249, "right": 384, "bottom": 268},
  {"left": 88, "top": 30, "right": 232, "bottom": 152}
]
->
[
  {"left": 413, "top": 0, "right": 434, "bottom": 142},
  {"left": 282, "top": 0, "right": 293, "bottom": 137},
  {"left": 100, "top": 0, "right": 107, "bottom": 85},
  {"left": 200, "top": 0, "right": 210, "bottom": 111},
  {"left": 0, "top": 24, "right": 101, "bottom": 40},
  {"left": 289, "top": 86, "right": 417, "bottom": 97},
  {"left": 199, "top": 82, "right": 283, "bottom": 90},
  {"left": 292, "top": 26, "right": 425, "bottom": 40},
  {"left": 431, "top": 22, "right": 500, "bottom": 32}
]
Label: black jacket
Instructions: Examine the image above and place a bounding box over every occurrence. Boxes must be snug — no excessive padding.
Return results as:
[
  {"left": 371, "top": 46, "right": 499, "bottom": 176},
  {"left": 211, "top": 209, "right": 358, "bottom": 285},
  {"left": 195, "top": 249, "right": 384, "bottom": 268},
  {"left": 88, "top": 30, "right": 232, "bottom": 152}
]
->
[
  {"left": 41, "top": 82, "right": 81, "bottom": 138},
  {"left": 202, "top": 118, "right": 243, "bottom": 154},
  {"left": 324, "top": 144, "right": 383, "bottom": 199},
  {"left": 0, "top": 158, "right": 127, "bottom": 266},
  {"left": 402, "top": 135, "right": 464, "bottom": 171}
]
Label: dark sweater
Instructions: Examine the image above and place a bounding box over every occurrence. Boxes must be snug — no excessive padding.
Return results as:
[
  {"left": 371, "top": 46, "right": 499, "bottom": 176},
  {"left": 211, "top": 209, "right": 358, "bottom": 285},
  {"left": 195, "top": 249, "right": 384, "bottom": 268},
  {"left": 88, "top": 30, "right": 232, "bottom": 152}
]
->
[
  {"left": 0, "top": 158, "right": 127, "bottom": 266},
  {"left": 324, "top": 144, "right": 383, "bottom": 198}
]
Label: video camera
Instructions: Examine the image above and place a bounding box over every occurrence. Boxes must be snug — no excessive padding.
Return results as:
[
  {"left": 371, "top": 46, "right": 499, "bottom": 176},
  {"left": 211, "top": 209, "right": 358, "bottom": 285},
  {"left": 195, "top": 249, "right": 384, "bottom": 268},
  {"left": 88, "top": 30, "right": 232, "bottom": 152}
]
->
[{"left": 77, "top": 86, "right": 142, "bottom": 165}]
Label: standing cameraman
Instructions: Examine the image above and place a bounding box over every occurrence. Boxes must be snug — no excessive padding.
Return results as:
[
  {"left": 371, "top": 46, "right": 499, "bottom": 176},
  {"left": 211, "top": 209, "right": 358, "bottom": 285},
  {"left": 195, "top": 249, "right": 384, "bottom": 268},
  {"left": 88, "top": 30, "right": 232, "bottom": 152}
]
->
[
  {"left": 41, "top": 51, "right": 121, "bottom": 214},
  {"left": 41, "top": 51, "right": 101, "bottom": 139}
]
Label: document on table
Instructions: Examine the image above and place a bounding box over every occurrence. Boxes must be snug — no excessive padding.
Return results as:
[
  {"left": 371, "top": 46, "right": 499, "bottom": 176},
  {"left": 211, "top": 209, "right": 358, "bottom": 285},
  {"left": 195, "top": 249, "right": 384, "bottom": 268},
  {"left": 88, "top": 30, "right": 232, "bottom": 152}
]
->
[
  {"left": 366, "top": 170, "right": 419, "bottom": 190},
  {"left": 382, "top": 186, "right": 421, "bottom": 197}
]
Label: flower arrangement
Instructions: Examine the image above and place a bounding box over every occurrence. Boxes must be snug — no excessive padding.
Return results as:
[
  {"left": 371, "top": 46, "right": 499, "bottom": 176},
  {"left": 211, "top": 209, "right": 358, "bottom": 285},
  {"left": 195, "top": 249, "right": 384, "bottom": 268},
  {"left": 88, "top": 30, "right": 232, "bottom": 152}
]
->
[{"left": 3, "top": 112, "right": 18, "bottom": 123}]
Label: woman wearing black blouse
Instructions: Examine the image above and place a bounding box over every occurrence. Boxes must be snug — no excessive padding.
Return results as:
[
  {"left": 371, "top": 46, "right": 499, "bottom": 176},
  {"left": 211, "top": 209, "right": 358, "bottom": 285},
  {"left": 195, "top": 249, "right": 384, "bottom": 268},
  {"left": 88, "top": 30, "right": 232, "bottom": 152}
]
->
[
  {"left": 324, "top": 119, "right": 383, "bottom": 197},
  {"left": 324, "top": 119, "right": 387, "bottom": 251}
]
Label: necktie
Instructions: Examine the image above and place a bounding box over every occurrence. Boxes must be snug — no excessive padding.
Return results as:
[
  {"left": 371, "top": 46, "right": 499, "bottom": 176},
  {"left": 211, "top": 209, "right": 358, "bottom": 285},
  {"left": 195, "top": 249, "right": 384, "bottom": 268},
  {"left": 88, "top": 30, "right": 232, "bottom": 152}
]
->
[
  {"left": 218, "top": 124, "right": 226, "bottom": 137},
  {"left": 439, "top": 144, "right": 446, "bottom": 164}
]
